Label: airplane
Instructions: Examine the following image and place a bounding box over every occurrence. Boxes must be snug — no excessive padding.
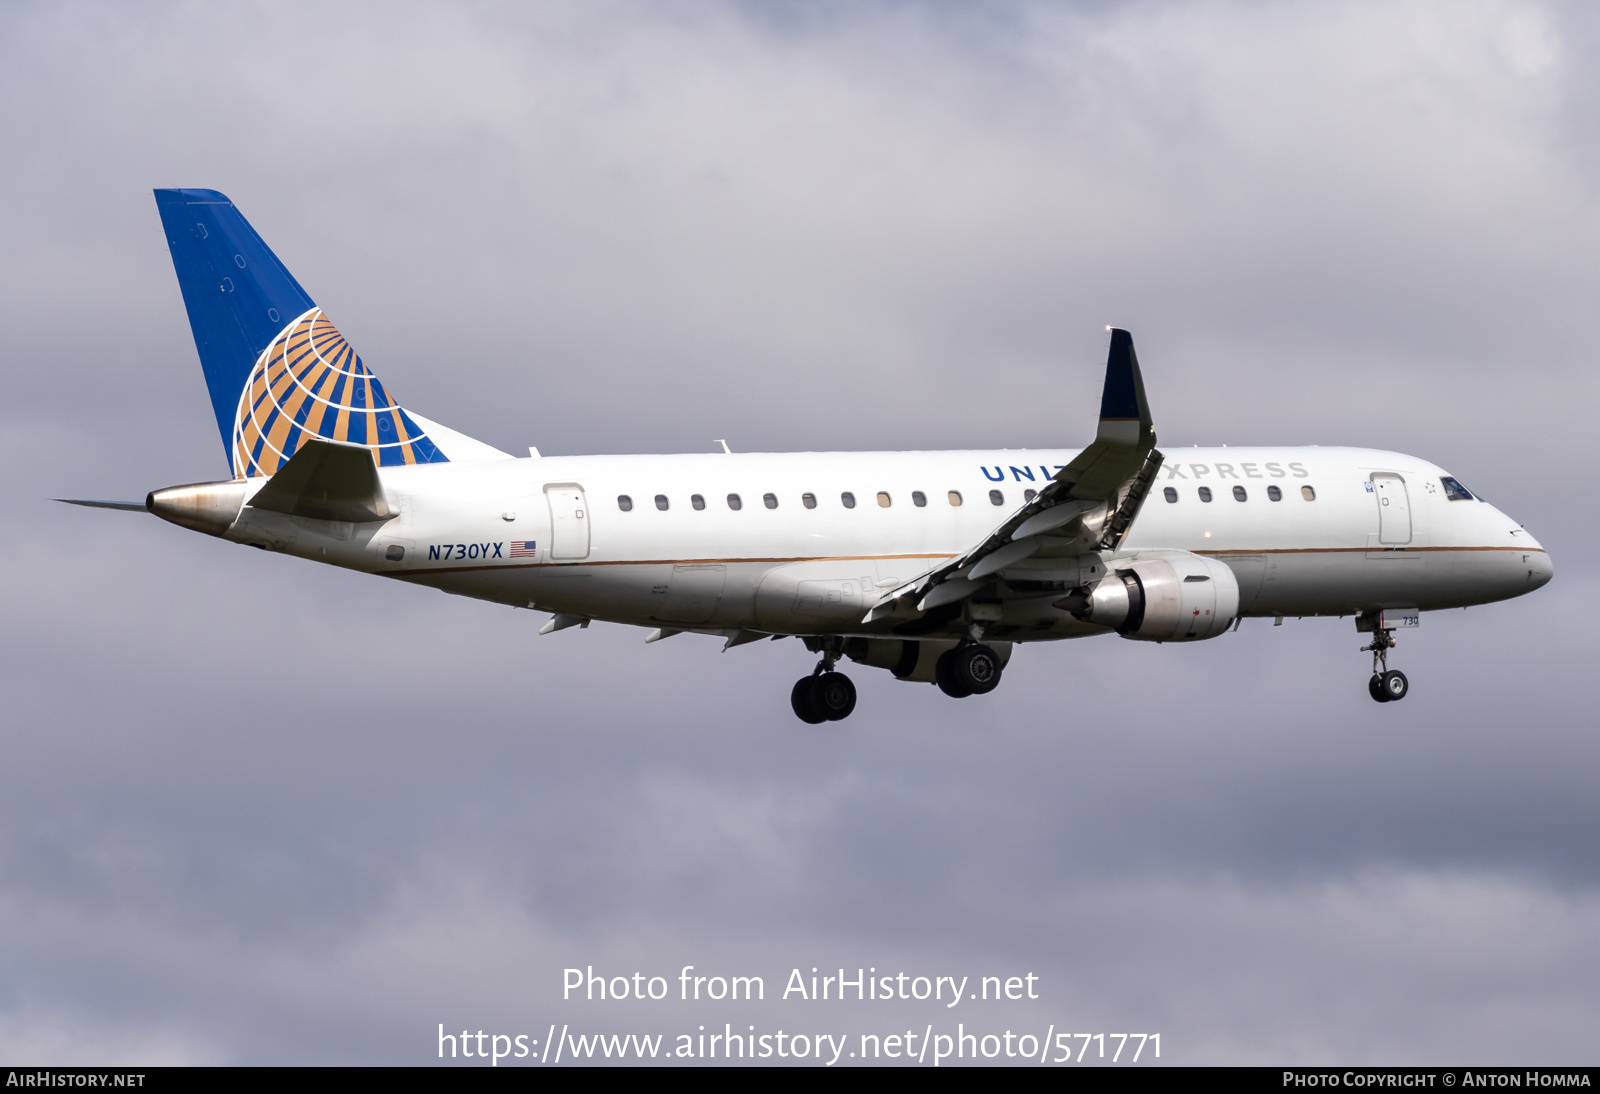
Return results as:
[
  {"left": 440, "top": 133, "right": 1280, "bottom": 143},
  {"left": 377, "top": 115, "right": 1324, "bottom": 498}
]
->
[{"left": 60, "top": 189, "right": 1554, "bottom": 722}]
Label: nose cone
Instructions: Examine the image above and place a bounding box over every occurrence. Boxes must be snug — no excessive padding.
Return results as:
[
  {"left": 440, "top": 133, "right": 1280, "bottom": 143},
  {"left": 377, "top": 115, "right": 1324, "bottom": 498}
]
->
[
  {"left": 1505, "top": 520, "right": 1553, "bottom": 591},
  {"left": 1526, "top": 546, "right": 1554, "bottom": 590}
]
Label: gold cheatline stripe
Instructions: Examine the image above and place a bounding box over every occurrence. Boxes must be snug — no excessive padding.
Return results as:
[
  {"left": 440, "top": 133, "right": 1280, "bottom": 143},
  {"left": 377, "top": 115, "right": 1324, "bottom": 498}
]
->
[
  {"left": 394, "top": 544, "right": 1542, "bottom": 578},
  {"left": 393, "top": 552, "right": 956, "bottom": 577},
  {"left": 1198, "top": 546, "right": 1546, "bottom": 555}
]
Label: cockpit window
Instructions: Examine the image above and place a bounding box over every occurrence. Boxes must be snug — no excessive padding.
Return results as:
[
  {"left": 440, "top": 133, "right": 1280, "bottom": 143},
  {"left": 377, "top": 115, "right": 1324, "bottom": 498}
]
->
[{"left": 1440, "top": 476, "right": 1474, "bottom": 502}]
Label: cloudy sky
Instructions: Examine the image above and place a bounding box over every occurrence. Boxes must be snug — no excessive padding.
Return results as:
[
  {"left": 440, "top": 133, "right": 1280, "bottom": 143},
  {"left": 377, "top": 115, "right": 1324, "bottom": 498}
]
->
[{"left": 2, "top": 0, "right": 1597, "bottom": 1066}]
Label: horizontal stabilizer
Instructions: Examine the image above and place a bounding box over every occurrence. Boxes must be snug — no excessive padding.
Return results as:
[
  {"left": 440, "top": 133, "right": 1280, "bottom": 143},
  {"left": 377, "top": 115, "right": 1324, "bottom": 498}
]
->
[
  {"left": 55, "top": 499, "right": 148, "bottom": 512},
  {"left": 247, "top": 437, "right": 392, "bottom": 523}
]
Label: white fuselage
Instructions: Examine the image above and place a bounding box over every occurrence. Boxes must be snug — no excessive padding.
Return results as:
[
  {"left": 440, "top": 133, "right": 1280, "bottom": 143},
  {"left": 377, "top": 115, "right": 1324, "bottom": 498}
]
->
[{"left": 219, "top": 444, "right": 1551, "bottom": 643}]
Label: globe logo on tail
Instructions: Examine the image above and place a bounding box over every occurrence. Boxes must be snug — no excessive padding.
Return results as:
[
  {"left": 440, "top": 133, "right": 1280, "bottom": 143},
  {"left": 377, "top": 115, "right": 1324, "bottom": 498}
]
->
[{"left": 232, "top": 308, "right": 447, "bottom": 478}]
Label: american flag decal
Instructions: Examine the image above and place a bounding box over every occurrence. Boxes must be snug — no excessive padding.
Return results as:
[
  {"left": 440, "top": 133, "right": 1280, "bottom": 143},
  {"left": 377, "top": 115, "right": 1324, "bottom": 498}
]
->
[{"left": 510, "top": 540, "right": 537, "bottom": 558}]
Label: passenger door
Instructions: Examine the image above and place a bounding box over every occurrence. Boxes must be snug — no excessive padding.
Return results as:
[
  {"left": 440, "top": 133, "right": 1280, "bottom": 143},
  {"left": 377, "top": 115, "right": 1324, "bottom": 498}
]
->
[
  {"left": 1371, "top": 473, "right": 1412, "bottom": 545},
  {"left": 544, "top": 484, "right": 590, "bottom": 560}
]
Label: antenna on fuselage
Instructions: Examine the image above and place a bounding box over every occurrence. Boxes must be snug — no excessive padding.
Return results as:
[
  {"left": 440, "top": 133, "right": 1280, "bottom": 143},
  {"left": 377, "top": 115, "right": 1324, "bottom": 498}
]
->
[{"left": 714, "top": 439, "right": 732, "bottom": 454}]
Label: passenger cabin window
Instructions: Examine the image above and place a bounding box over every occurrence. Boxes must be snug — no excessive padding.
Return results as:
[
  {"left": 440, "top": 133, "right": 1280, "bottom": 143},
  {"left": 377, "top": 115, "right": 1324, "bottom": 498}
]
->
[
  {"left": 1267, "top": 485, "right": 1282, "bottom": 502},
  {"left": 763, "top": 493, "right": 778, "bottom": 509},
  {"left": 1163, "top": 487, "right": 1178, "bottom": 503},
  {"left": 1198, "top": 487, "right": 1213, "bottom": 503},
  {"left": 1301, "top": 486, "right": 1316, "bottom": 501},
  {"left": 1023, "top": 489, "right": 1037, "bottom": 502},
  {"left": 617, "top": 494, "right": 633, "bottom": 512},
  {"left": 877, "top": 492, "right": 892, "bottom": 508},
  {"left": 691, "top": 494, "right": 705, "bottom": 510},
  {"left": 654, "top": 494, "right": 669, "bottom": 511},
  {"left": 912, "top": 491, "right": 927, "bottom": 507},
  {"left": 727, "top": 493, "right": 742, "bottom": 510},
  {"left": 1233, "top": 486, "right": 1247, "bottom": 502},
  {"left": 948, "top": 491, "right": 963, "bottom": 507},
  {"left": 802, "top": 492, "right": 817, "bottom": 509},
  {"left": 989, "top": 489, "right": 1005, "bottom": 506},
  {"left": 1441, "top": 476, "right": 1474, "bottom": 502},
  {"left": 841, "top": 492, "right": 856, "bottom": 509}
]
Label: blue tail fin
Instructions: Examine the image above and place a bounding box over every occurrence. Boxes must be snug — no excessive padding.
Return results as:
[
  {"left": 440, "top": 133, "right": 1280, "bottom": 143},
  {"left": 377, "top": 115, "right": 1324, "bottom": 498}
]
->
[{"left": 155, "top": 189, "right": 448, "bottom": 477}]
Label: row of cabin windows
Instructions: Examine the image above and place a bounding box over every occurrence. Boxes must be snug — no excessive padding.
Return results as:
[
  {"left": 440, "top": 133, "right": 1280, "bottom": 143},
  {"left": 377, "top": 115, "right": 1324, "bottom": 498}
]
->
[
  {"left": 1163, "top": 484, "right": 1316, "bottom": 503},
  {"left": 614, "top": 489, "right": 1019, "bottom": 513}
]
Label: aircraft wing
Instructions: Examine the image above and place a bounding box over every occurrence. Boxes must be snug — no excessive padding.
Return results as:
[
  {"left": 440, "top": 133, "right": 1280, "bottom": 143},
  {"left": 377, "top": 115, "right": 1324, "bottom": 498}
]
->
[{"left": 865, "top": 328, "right": 1164, "bottom": 621}]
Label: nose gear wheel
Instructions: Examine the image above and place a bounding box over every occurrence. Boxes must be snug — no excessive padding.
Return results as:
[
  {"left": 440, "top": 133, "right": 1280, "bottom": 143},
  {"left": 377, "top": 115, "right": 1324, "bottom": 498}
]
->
[{"left": 1361, "top": 623, "right": 1410, "bottom": 702}]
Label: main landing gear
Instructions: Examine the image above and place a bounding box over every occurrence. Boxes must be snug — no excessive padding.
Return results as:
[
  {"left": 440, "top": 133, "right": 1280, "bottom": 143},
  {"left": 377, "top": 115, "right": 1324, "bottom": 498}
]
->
[
  {"left": 787, "top": 633, "right": 1007, "bottom": 722},
  {"left": 1362, "top": 625, "right": 1409, "bottom": 703},
  {"left": 934, "top": 642, "right": 1004, "bottom": 699},
  {"left": 791, "top": 649, "right": 857, "bottom": 724}
]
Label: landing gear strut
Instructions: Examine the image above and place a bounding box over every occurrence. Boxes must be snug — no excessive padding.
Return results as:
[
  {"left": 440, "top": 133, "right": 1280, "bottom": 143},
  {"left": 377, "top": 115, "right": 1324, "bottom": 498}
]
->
[
  {"left": 1362, "top": 625, "right": 1409, "bottom": 703},
  {"left": 790, "top": 643, "right": 857, "bottom": 723}
]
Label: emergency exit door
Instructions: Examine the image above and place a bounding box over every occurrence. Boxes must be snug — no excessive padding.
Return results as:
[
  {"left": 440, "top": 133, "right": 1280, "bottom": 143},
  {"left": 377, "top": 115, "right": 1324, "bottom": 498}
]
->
[{"left": 544, "top": 484, "right": 590, "bottom": 560}]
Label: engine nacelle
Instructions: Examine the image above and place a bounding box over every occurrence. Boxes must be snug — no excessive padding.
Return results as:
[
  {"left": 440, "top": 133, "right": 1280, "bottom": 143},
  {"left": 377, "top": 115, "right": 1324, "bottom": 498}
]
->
[{"left": 1056, "top": 553, "right": 1239, "bottom": 641}]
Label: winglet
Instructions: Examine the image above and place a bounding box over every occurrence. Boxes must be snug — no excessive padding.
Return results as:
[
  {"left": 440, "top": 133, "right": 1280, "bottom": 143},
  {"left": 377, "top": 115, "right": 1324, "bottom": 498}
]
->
[{"left": 1096, "top": 327, "right": 1154, "bottom": 446}]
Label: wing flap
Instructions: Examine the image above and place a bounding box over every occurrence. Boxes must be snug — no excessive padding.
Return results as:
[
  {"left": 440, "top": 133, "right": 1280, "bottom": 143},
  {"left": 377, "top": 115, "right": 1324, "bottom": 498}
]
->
[
  {"left": 967, "top": 537, "right": 1045, "bottom": 580},
  {"left": 1010, "top": 497, "right": 1099, "bottom": 540}
]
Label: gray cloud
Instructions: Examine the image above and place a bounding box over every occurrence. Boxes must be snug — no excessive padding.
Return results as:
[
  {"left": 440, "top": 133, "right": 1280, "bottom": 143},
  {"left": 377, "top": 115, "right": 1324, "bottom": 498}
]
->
[{"left": 1, "top": 0, "right": 1595, "bottom": 1065}]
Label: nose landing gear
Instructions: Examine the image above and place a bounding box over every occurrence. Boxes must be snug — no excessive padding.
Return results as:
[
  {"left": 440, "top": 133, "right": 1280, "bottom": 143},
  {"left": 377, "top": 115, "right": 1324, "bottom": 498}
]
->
[{"left": 1361, "top": 625, "right": 1409, "bottom": 703}]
